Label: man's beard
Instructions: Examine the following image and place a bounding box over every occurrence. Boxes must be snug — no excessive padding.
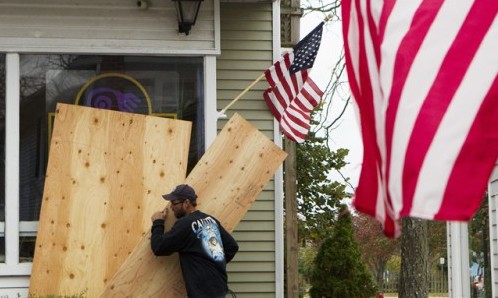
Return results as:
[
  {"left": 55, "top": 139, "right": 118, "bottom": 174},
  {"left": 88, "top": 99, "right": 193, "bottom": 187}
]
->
[{"left": 174, "top": 208, "right": 186, "bottom": 219}]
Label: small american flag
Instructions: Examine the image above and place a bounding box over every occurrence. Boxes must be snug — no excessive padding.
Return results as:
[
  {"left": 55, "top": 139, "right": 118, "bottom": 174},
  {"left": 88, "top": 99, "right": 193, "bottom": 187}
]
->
[
  {"left": 343, "top": 0, "right": 498, "bottom": 237},
  {"left": 264, "top": 22, "right": 325, "bottom": 143}
]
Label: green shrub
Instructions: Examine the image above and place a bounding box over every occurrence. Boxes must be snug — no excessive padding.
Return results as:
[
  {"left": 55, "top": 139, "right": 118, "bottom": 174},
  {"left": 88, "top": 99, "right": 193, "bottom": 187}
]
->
[{"left": 309, "top": 206, "right": 377, "bottom": 298}]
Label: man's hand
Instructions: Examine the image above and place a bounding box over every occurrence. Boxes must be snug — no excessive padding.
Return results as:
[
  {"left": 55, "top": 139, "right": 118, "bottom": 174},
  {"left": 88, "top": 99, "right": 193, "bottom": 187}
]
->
[{"left": 151, "top": 207, "right": 168, "bottom": 222}]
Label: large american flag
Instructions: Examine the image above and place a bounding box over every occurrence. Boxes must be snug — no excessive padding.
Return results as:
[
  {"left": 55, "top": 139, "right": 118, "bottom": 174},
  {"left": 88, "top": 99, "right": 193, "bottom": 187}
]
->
[
  {"left": 264, "top": 22, "right": 324, "bottom": 143},
  {"left": 342, "top": 0, "right": 498, "bottom": 237}
]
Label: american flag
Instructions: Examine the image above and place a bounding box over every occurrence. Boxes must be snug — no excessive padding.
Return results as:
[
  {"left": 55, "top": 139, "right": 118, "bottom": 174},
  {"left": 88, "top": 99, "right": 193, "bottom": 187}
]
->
[
  {"left": 342, "top": 0, "right": 498, "bottom": 237},
  {"left": 264, "top": 22, "right": 325, "bottom": 143}
]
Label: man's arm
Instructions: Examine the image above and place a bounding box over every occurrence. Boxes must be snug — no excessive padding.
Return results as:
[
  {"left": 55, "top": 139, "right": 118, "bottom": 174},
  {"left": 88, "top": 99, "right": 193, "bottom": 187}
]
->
[
  {"left": 150, "top": 209, "right": 187, "bottom": 256},
  {"left": 220, "top": 226, "right": 239, "bottom": 263}
]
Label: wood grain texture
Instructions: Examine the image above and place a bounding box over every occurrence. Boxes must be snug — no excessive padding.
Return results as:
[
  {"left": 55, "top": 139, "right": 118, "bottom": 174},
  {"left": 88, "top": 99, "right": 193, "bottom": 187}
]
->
[
  {"left": 29, "top": 103, "right": 191, "bottom": 297},
  {"left": 102, "top": 113, "right": 287, "bottom": 297}
]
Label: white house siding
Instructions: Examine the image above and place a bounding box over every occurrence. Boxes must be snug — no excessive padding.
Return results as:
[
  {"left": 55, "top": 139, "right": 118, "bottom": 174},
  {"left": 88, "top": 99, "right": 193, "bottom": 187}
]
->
[
  {"left": 446, "top": 164, "right": 498, "bottom": 298},
  {"left": 446, "top": 223, "right": 453, "bottom": 298},
  {"left": 488, "top": 163, "right": 498, "bottom": 298},
  {"left": 218, "top": 2, "right": 277, "bottom": 297},
  {"left": 0, "top": 0, "right": 216, "bottom": 54}
]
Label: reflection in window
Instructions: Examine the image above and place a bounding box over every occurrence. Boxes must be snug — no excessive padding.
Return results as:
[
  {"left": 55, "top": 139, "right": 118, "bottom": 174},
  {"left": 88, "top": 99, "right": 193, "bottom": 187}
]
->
[
  {"left": 19, "top": 236, "right": 35, "bottom": 263},
  {"left": 19, "top": 55, "right": 204, "bottom": 261},
  {"left": 0, "top": 54, "right": 5, "bottom": 263}
]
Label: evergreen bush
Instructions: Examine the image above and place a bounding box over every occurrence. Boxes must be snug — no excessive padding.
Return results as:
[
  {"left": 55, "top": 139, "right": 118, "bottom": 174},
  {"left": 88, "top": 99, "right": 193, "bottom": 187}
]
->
[{"left": 309, "top": 206, "right": 377, "bottom": 298}]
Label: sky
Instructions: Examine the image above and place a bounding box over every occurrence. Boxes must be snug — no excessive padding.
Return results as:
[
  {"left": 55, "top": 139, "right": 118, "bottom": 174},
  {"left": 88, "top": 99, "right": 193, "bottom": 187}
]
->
[{"left": 300, "top": 12, "right": 364, "bottom": 190}]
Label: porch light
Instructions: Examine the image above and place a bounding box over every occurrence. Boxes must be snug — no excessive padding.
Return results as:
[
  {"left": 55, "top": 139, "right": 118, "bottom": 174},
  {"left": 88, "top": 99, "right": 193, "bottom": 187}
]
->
[{"left": 172, "top": 0, "right": 203, "bottom": 35}]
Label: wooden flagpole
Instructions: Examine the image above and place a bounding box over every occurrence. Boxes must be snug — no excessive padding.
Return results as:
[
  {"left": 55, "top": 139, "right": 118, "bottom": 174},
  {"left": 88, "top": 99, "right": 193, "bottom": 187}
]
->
[{"left": 219, "top": 72, "right": 266, "bottom": 116}]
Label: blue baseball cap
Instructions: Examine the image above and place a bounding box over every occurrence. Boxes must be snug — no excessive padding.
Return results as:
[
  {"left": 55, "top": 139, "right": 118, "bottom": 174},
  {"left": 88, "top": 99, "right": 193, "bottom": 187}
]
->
[{"left": 162, "top": 184, "right": 197, "bottom": 202}]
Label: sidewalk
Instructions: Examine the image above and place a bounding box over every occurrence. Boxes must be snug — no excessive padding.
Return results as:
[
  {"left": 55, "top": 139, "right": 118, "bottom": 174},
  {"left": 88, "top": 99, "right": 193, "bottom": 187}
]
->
[{"left": 384, "top": 293, "right": 448, "bottom": 298}]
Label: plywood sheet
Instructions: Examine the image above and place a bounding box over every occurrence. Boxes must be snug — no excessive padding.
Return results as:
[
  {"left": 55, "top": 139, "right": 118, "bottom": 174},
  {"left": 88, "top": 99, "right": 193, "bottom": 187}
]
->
[
  {"left": 102, "top": 113, "right": 287, "bottom": 297},
  {"left": 29, "top": 103, "right": 192, "bottom": 297}
]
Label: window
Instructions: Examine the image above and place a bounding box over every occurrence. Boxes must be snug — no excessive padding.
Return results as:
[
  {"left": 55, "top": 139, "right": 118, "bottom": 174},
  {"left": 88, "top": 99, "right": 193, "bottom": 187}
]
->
[{"left": 17, "top": 55, "right": 204, "bottom": 262}]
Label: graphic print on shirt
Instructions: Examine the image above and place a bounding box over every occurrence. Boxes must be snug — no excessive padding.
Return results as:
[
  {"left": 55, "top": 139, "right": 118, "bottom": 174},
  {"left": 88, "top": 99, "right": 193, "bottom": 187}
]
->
[{"left": 191, "top": 216, "right": 225, "bottom": 262}]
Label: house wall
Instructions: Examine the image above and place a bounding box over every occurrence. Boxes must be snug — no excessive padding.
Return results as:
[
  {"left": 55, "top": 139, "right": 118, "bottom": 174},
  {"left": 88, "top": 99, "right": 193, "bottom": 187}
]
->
[
  {"left": 0, "top": 0, "right": 217, "bottom": 54},
  {"left": 447, "top": 163, "right": 497, "bottom": 298},
  {"left": 218, "top": 3, "right": 278, "bottom": 297},
  {"left": 447, "top": 222, "right": 471, "bottom": 298}
]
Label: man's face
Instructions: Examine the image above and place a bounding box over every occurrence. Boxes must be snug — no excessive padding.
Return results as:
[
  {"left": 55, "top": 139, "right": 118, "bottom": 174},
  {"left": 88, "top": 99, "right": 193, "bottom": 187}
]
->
[{"left": 170, "top": 199, "right": 186, "bottom": 219}]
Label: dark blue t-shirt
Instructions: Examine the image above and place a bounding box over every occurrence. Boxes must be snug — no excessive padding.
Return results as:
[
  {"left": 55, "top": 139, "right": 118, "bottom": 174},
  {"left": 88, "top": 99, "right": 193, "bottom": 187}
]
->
[{"left": 151, "top": 210, "right": 239, "bottom": 298}]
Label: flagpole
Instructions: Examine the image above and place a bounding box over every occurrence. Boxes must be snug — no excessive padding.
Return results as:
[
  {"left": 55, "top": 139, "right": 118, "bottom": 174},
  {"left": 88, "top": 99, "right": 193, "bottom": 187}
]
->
[
  {"left": 218, "top": 72, "right": 266, "bottom": 117},
  {"left": 323, "top": 13, "right": 332, "bottom": 23}
]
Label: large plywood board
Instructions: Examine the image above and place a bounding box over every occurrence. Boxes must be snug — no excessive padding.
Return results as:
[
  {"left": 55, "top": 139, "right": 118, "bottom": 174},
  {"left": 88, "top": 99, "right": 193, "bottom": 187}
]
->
[
  {"left": 29, "top": 103, "right": 192, "bottom": 297},
  {"left": 102, "top": 113, "right": 287, "bottom": 297}
]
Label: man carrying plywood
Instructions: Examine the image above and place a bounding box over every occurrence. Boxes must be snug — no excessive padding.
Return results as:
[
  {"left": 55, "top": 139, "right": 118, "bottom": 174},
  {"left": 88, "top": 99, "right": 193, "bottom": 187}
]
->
[
  {"left": 150, "top": 184, "right": 239, "bottom": 298},
  {"left": 102, "top": 113, "right": 287, "bottom": 297}
]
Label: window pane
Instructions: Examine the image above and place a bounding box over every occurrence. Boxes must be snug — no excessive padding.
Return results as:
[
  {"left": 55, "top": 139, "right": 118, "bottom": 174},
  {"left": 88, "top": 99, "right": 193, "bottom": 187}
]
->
[
  {"left": 0, "top": 54, "right": 5, "bottom": 263},
  {"left": 19, "top": 236, "right": 35, "bottom": 263},
  {"left": 19, "top": 55, "right": 204, "bottom": 261}
]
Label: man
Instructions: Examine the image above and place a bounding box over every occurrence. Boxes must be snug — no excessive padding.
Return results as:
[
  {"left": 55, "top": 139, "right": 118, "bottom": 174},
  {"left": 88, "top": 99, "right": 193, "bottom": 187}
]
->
[{"left": 151, "top": 184, "right": 239, "bottom": 298}]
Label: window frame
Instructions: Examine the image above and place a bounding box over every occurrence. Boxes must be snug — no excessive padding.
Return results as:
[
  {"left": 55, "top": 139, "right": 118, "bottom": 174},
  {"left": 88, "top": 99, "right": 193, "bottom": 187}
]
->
[
  {"left": 0, "top": 53, "right": 217, "bottom": 277},
  {"left": 2, "top": 53, "right": 32, "bottom": 275}
]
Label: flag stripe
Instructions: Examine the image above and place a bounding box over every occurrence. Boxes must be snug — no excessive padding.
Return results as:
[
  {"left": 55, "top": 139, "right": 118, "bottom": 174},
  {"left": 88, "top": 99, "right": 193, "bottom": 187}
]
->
[
  {"left": 377, "top": 0, "right": 395, "bottom": 47},
  {"left": 282, "top": 56, "right": 298, "bottom": 102},
  {"left": 366, "top": 0, "right": 381, "bottom": 65},
  {"left": 343, "top": 0, "right": 498, "bottom": 236},
  {"left": 399, "top": 0, "right": 498, "bottom": 217},
  {"left": 264, "top": 91, "right": 283, "bottom": 120},
  {"left": 419, "top": 15, "right": 498, "bottom": 218},
  {"left": 362, "top": 0, "right": 397, "bottom": 232},
  {"left": 285, "top": 106, "right": 309, "bottom": 129},
  {"left": 386, "top": 1, "right": 472, "bottom": 217},
  {"left": 435, "top": 76, "right": 498, "bottom": 219},
  {"left": 384, "top": 0, "right": 444, "bottom": 218},
  {"left": 344, "top": 0, "right": 377, "bottom": 213},
  {"left": 265, "top": 54, "right": 293, "bottom": 110},
  {"left": 280, "top": 117, "right": 307, "bottom": 142},
  {"left": 345, "top": 0, "right": 399, "bottom": 236}
]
